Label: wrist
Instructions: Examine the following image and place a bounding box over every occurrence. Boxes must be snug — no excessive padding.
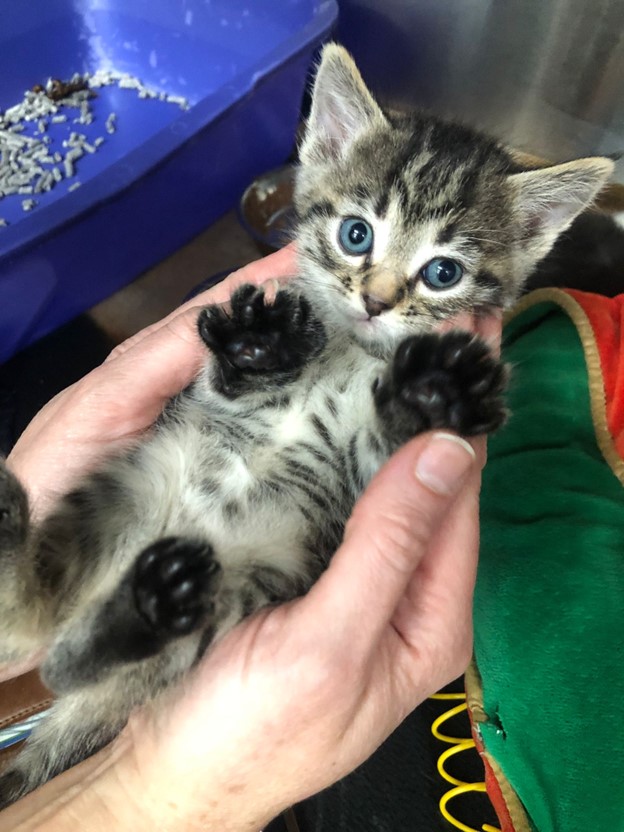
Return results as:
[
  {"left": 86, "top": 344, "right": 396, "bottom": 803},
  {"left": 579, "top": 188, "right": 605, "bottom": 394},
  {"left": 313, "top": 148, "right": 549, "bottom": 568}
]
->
[
  {"left": 123, "top": 714, "right": 280, "bottom": 832},
  {"left": 0, "top": 736, "right": 142, "bottom": 832}
]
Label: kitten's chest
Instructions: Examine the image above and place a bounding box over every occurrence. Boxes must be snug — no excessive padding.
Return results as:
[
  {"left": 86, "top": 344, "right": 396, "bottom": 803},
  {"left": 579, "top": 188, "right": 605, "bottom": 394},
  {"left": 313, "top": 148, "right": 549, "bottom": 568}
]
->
[
  {"left": 193, "top": 343, "right": 382, "bottom": 477},
  {"left": 255, "top": 349, "right": 381, "bottom": 449}
]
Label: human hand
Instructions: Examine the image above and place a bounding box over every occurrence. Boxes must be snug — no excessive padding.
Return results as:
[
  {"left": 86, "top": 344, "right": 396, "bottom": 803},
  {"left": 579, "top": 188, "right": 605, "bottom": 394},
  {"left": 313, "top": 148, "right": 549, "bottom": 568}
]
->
[
  {"left": 6, "top": 245, "right": 297, "bottom": 522},
  {"left": 1, "top": 251, "right": 502, "bottom": 829},
  {"left": 128, "top": 431, "right": 485, "bottom": 829},
  {"left": 2, "top": 429, "right": 486, "bottom": 832}
]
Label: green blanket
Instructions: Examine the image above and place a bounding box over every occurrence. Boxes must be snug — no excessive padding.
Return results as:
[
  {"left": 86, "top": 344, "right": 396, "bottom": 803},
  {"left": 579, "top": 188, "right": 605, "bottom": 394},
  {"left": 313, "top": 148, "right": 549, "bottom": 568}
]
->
[{"left": 473, "top": 297, "right": 624, "bottom": 832}]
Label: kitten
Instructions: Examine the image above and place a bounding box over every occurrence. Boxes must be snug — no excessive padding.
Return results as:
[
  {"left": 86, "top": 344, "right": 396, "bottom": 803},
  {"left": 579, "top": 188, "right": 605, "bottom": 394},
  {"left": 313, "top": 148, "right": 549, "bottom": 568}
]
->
[{"left": 0, "top": 44, "right": 613, "bottom": 807}]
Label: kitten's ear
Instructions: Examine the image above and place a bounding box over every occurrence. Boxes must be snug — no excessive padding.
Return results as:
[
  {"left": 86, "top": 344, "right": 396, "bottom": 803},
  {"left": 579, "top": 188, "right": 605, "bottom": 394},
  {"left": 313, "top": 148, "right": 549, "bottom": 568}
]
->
[
  {"left": 508, "top": 157, "right": 614, "bottom": 255},
  {"left": 299, "top": 43, "right": 388, "bottom": 166}
]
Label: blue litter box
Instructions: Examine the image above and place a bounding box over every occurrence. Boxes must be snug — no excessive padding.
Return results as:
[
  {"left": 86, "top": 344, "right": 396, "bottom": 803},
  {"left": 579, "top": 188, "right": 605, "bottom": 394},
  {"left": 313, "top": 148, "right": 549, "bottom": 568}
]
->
[{"left": 0, "top": 0, "right": 337, "bottom": 363}]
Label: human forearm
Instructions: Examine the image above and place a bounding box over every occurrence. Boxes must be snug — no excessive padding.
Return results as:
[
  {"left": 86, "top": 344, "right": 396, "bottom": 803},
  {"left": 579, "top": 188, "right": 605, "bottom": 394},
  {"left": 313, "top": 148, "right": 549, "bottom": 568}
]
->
[
  {"left": 0, "top": 731, "right": 273, "bottom": 832},
  {"left": 0, "top": 739, "right": 137, "bottom": 832}
]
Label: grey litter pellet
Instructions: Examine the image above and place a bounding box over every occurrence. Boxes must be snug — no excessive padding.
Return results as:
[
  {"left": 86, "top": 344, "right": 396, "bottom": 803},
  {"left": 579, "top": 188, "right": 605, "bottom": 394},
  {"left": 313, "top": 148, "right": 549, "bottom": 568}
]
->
[
  {"left": 0, "top": 218, "right": 7, "bottom": 226},
  {"left": 34, "top": 171, "right": 54, "bottom": 193},
  {"left": 68, "top": 181, "right": 81, "bottom": 192},
  {"left": 1, "top": 70, "right": 188, "bottom": 206},
  {"left": 65, "top": 147, "right": 84, "bottom": 162},
  {"left": 62, "top": 147, "right": 84, "bottom": 178},
  {"left": 166, "top": 94, "right": 189, "bottom": 110},
  {"left": 119, "top": 77, "right": 140, "bottom": 89},
  {"left": 21, "top": 199, "right": 37, "bottom": 211}
]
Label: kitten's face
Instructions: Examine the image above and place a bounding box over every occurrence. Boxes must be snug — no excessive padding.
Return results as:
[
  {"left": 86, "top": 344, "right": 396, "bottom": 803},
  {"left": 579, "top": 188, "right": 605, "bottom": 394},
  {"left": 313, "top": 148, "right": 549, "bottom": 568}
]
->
[
  {"left": 296, "top": 116, "right": 516, "bottom": 347},
  {"left": 295, "top": 45, "right": 613, "bottom": 351}
]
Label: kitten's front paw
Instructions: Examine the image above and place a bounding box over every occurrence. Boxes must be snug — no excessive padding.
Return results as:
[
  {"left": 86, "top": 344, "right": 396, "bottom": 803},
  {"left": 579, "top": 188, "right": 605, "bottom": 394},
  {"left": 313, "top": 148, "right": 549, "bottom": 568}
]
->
[
  {"left": 134, "top": 538, "right": 220, "bottom": 637},
  {"left": 378, "top": 332, "right": 507, "bottom": 436},
  {"left": 0, "top": 462, "right": 29, "bottom": 550},
  {"left": 198, "top": 284, "right": 325, "bottom": 377}
]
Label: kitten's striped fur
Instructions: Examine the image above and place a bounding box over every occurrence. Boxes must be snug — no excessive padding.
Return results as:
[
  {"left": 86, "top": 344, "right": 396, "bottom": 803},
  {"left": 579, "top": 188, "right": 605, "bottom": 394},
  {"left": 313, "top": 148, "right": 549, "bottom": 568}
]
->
[{"left": 0, "top": 45, "right": 613, "bottom": 806}]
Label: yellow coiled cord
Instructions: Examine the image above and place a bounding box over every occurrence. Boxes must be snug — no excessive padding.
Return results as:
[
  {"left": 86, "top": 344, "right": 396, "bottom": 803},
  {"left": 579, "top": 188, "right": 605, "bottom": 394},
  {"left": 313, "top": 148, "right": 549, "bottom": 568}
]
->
[{"left": 429, "top": 692, "right": 500, "bottom": 832}]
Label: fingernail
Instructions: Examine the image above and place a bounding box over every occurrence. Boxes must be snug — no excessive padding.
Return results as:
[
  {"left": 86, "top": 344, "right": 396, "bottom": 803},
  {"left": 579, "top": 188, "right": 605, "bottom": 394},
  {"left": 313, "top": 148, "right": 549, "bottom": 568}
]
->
[
  {"left": 264, "top": 278, "right": 282, "bottom": 301},
  {"left": 415, "top": 433, "right": 476, "bottom": 496}
]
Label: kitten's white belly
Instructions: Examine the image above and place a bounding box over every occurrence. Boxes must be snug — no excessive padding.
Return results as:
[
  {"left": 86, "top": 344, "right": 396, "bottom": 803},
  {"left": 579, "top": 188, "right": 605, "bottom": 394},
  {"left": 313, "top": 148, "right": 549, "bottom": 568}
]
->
[{"left": 103, "top": 342, "right": 384, "bottom": 591}]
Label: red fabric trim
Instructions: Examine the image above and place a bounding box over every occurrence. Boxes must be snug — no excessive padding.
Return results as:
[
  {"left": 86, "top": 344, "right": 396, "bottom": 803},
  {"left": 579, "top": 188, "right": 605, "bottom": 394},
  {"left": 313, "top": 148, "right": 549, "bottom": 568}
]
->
[
  {"left": 467, "top": 702, "right": 518, "bottom": 832},
  {"left": 482, "top": 754, "right": 517, "bottom": 832},
  {"left": 564, "top": 290, "right": 624, "bottom": 459}
]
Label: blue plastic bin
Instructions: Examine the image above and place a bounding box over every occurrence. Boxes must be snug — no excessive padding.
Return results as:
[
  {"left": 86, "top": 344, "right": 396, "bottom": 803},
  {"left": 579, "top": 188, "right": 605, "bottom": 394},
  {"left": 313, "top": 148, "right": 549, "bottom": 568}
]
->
[{"left": 0, "top": 0, "right": 337, "bottom": 362}]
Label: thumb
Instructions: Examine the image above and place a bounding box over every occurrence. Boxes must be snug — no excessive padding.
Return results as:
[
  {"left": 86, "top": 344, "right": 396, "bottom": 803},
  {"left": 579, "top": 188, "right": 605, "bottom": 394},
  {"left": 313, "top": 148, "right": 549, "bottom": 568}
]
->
[
  {"left": 305, "top": 432, "right": 477, "bottom": 648},
  {"left": 95, "top": 309, "right": 205, "bottom": 427}
]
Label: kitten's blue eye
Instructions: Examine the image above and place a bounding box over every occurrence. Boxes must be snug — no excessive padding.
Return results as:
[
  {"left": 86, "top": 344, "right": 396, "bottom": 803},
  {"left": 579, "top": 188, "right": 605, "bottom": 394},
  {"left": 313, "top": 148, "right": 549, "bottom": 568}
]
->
[
  {"left": 421, "top": 258, "right": 463, "bottom": 289},
  {"left": 338, "top": 217, "right": 374, "bottom": 255}
]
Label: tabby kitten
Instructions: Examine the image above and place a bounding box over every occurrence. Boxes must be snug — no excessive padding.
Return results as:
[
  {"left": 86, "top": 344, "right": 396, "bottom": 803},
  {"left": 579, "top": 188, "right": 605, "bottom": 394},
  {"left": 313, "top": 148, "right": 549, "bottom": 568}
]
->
[{"left": 0, "top": 44, "right": 613, "bottom": 807}]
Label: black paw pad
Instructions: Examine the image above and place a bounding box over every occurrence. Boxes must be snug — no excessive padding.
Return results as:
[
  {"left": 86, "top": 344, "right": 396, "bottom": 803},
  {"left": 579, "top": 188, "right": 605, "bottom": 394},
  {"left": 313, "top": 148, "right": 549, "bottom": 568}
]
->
[
  {"left": 197, "top": 284, "right": 323, "bottom": 374},
  {"left": 134, "top": 538, "right": 220, "bottom": 637},
  {"left": 385, "top": 331, "right": 507, "bottom": 435}
]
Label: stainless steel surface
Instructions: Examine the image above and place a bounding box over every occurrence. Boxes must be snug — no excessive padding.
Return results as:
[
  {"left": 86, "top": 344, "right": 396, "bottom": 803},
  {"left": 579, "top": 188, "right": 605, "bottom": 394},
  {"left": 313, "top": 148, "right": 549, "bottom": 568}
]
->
[{"left": 338, "top": 0, "right": 624, "bottom": 177}]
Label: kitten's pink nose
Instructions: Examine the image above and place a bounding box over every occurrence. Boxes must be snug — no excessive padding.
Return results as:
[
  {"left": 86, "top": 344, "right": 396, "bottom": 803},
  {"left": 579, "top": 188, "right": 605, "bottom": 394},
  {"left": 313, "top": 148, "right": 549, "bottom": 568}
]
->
[{"left": 362, "top": 293, "right": 392, "bottom": 317}]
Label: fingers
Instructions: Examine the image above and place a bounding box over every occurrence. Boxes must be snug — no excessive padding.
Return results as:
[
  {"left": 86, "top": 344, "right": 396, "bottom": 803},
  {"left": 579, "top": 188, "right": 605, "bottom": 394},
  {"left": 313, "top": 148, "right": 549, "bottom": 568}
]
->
[
  {"left": 391, "top": 466, "right": 481, "bottom": 687},
  {"left": 90, "top": 312, "right": 208, "bottom": 430},
  {"left": 304, "top": 432, "right": 478, "bottom": 650},
  {"left": 98, "top": 245, "right": 298, "bottom": 424},
  {"left": 475, "top": 309, "right": 503, "bottom": 355},
  {"left": 186, "top": 244, "right": 297, "bottom": 310},
  {"left": 436, "top": 308, "right": 503, "bottom": 356}
]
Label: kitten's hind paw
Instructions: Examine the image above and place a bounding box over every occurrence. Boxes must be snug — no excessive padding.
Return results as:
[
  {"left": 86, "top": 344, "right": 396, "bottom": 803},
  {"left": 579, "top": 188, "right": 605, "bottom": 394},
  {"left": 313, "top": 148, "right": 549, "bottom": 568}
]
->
[
  {"left": 0, "top": 462, "right": 29, "bottom": 550},
  {"left": 198, "top": 284, "right": 325, "bottom": 395},
  {"left": 0, "top": 768, "right": 27, "bottom": 811},
  {"left": 134, "top": 537, "right": 220, "bottom": 637},
  {"left": 377, "top": 331, "right": 507, "bottom": 437}
]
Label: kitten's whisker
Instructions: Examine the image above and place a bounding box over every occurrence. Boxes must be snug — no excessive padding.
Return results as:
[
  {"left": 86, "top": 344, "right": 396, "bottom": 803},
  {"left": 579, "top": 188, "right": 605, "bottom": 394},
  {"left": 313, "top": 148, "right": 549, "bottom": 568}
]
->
[{"left": 466, "top": 235, "right": 506, "bottom": 248}]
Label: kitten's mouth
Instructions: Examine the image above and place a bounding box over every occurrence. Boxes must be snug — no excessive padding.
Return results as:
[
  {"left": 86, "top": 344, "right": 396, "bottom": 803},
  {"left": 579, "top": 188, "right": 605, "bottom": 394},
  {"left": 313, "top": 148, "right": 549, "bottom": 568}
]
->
[
  {"left": 343, "top": 304, "right": 381, "bottom": 326},
  {"left": 342, "top": 302, "right": 398, "bottom": 341},
  {"left": 352, "top": 314, "right": 386, "bottom": 340},
  {"left": 351, "top": 312, "right": 381, "bottom": 329}
]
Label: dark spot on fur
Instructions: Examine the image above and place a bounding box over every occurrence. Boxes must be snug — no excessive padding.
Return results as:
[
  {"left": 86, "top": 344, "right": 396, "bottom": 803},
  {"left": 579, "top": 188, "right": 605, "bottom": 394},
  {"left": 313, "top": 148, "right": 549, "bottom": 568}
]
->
[
  {"left": 436, "top": 220, "right": 459, "bottom": 245},
  {"left": 367, "top": 430, "right": 385, "bottom": 458},
  {"left": 201, "top": 478, "right": 220, "bottom": 496},
  {"left": 310, "top": 414, "right": 337, "bottom": 452},
  {"left": 325, "top": 395, "right": 339, "bottom": 419},
  {"left": 303, "top": 200, "right": 336, "bottom": 222},
  {"left": 473, "top": 270, "right": 504, "bottom": 304},
  {"left": 223, "top": 500, "right": 242, "bottom": 519}
]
